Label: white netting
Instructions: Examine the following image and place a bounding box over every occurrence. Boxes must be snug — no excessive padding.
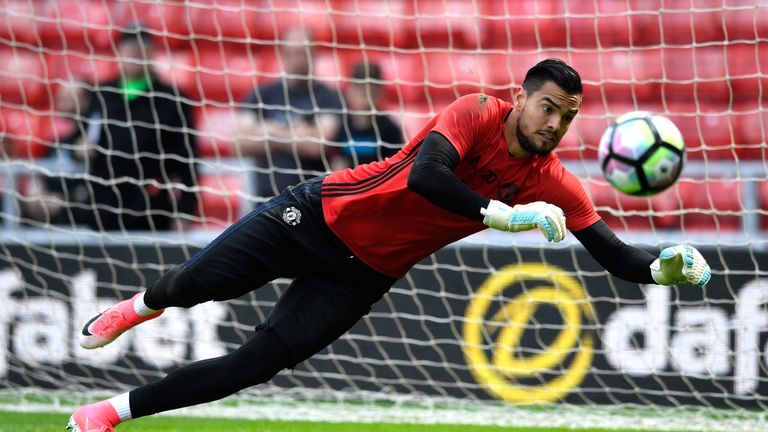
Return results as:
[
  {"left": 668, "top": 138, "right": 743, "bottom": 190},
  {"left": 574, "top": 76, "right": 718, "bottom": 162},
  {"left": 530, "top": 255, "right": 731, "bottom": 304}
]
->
[{"left": 0, "top": 0, "right": 767, "bottom": 430}]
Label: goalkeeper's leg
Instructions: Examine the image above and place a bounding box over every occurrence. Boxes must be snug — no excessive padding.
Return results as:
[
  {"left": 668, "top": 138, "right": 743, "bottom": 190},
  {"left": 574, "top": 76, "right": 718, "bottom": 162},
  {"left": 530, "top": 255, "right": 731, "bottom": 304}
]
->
[
  {"left": 79, "top": 192, "right": 300, "bottom": 350},
  {"left": 69, "top": 271, "right": 393, "bottom": 431}
]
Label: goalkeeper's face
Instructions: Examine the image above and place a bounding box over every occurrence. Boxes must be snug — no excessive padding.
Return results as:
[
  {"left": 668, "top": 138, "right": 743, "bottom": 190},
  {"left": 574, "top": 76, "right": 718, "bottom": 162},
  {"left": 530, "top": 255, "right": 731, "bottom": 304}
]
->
[{"left": 515, "top": 81, "right": 581, "bottom": 156}]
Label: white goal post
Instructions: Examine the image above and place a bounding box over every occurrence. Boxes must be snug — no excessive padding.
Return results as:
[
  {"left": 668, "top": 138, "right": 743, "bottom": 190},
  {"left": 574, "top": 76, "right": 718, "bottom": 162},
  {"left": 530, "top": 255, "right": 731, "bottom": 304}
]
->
[{"left": 0, "top": 1, "right": 767, "bottom": 430}]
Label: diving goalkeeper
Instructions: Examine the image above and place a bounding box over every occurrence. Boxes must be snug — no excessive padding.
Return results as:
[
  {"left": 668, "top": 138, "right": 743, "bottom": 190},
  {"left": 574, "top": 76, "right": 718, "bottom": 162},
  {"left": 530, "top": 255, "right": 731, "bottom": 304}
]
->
[{"left": 67, "top": 58, "right": 711, "bottom": 432}]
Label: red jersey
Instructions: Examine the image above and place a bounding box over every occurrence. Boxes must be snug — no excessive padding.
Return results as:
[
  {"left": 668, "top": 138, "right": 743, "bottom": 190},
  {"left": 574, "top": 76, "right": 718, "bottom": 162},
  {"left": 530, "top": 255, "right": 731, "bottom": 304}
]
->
[{"left": 321, "top": 94, "right": 600, "bottom": 278}]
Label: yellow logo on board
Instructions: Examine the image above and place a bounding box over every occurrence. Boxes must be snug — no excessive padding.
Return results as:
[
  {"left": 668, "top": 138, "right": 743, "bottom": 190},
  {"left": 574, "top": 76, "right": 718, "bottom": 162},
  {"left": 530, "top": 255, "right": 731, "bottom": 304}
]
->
[{"left": 462, "top": 263, "right": 595, "bottom": 403}]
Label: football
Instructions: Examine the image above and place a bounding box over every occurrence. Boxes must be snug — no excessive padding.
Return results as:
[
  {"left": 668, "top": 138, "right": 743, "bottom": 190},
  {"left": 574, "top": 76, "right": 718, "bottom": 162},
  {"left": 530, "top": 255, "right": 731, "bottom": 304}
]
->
[{"left": 598, "top": 111, "right": 685, "bottom": 196}]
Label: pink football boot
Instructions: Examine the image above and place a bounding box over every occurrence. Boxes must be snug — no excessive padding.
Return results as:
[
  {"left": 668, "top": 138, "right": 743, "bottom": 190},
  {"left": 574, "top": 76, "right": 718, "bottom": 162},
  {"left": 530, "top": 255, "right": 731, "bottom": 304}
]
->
[
  {"left": 79, "top": 293, "right": 164, "bottom": 349},
  {"left": 66, "top": 401, "right": 121, "bottom": 432}
]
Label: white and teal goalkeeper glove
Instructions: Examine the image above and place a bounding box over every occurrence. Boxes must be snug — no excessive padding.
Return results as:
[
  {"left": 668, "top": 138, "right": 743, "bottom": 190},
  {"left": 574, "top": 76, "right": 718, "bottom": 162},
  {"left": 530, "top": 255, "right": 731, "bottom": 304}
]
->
[
  {"left": 480, "top": 200, "right": 566, "bottom": 242},
  {"left": 650, "top": 245, "right": 711, "bottom": 287}
]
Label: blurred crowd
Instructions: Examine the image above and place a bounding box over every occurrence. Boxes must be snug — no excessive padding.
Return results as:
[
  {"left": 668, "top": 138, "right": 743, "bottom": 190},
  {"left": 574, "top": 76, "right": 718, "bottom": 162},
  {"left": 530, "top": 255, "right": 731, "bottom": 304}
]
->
[{"left": 19, "top": 26, "right": 404, "bottom": 231}]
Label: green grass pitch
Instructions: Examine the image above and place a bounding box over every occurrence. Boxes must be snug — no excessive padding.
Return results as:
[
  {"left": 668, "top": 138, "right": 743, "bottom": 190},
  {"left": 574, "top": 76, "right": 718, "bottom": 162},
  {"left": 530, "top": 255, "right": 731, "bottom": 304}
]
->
[{"left": 0, "top": 410, "right": 696, "bottom": 432}]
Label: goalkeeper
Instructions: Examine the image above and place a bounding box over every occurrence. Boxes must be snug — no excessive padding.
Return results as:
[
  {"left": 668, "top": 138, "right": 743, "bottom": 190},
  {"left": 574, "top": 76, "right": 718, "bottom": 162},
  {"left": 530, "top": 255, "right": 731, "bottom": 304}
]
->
[{"left": 67, "top": 58, "right": 710, "bottom": 432}]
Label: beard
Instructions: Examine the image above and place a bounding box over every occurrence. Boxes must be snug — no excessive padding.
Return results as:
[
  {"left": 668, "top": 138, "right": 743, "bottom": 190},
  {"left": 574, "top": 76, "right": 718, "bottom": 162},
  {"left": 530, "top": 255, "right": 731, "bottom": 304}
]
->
[{"left": 515, "top": 121, "right": 553, "bottom": 156}]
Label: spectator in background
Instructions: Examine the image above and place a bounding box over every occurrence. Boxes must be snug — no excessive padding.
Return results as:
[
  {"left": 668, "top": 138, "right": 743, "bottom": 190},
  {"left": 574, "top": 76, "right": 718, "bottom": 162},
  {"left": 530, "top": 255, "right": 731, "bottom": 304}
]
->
[
  {"left": 332, "top": 61, "right": 403, "bottom": 170},
  {"left": 235, "top": 28, "right": 343, "bottom": 198},
  {"left": 22, "top": 81, "right": 90, "bottom": 224},
  {"left": 27, "top": 25, "right": 199, "bottom": 231}
]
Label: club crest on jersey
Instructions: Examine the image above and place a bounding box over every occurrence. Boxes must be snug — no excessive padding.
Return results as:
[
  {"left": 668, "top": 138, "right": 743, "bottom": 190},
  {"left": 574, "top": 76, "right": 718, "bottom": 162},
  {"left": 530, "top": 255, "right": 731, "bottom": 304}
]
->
[{"left": 282, "top": 206, "right": 302, "bottom": 226}]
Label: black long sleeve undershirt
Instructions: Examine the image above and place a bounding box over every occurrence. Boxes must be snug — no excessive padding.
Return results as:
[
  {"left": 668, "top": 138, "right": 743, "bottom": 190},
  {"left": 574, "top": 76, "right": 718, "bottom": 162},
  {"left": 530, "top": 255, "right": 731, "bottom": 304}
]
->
[
  {"left": 407, "top": 131, "right": 490, "bottom": 221},
  {"left": 572, "top": 220, "right": 656, "bottom": 284},
  {"left": 407, "top": 131, "right": 656, "bottom": 284}
]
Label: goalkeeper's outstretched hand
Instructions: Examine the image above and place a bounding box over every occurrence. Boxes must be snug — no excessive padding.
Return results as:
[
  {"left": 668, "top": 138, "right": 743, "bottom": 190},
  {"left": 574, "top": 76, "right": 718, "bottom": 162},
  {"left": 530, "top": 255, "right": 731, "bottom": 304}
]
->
[
  {"left": 480, "top": 200, "right": 566, "bottom": 242},
  {"left": 650, "top": 245, "right": 711, "bottom": 287}
]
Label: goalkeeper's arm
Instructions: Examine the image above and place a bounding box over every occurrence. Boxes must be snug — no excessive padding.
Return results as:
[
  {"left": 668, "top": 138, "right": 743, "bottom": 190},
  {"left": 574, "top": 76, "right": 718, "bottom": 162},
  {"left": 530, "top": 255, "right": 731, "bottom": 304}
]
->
[
  {"left": 407, "top": 132, "right": 565, "bottom": 242},
  {"left": 572, "top": 220, "right": 711, "bottom": 287}
]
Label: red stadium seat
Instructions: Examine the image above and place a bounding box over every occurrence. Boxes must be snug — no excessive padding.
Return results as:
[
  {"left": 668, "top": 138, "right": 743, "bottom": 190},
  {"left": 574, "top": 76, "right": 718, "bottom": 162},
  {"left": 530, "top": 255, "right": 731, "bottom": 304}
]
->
[
  {"left": 395, "top": 106, "right": 435, "bottom": 142},
  {"left": 183, "top": 0, "right": 262, "bottom": 42},
  {"left": 723, "top": 0, "right": 768, "bottom": 42},
  {"left": 116, "top": 0, "right": 334, "bottom": 49},
  {"left": 173, "top": 47, "right": 345, "bottom": 103},
  {"left": 111, "top": 1, "right": 193, "bottom": 48},
  {"left": 0, "top": 108, "right": 54, "bottom": 159},
  {"left": 733, "top": 105, "right": 768, "bottom": 160},
  {"left": 583, "top": 181, "right": 678, "bottom": 230},
  {"left": 329, "top": 0, "right": 408, "bottom": 48},
  {"left": 45, "top": 50, "right": 120, "bottom": 85},
  {"left": 631, "top": 0, "right": 725, "bottom": 47},
  {"left": 550, "top": 1, "right": 634, "bottom": 49},
  {"left": 397, "top": 52, "right": 496, "bottom": 106},
  {"left": 0, "top": 49, "right": 48, "bottom": 106},
  {"left": 193, "top": 106, "right": 238, "bottom": 158},
  {"left": 565, "top": 50, "right": 663, "bottom": 103},
  {"left": 405, "top": 0, "right": 486, "bottom": 49},
  {"left": 553, "top": 128, "right": 584, "bottom": 161},
  {"left": 725, "top": 43, "right": 768, "bottom": 102},
  {"left": 671, "top": 179, "right": 744, "bottom": 232},
  {"left": 660, "top": 46, "right": 731, "bottom": 104},
  {"left": 253, "top": 0, "right": 334, "bottom": 43},
  {"left": 567, "top": 111, "right": 613, "bottom": 161},
  {"left": 152, "top": 50, "right": 195, "bottom": 92},
  {"left": 194, "top": 173, "right": 246, "bottom": 229},
  {"left": 179, "top": 48, "right": 264, "bottom": 103},
  {"left": 0, "top": 0, "right": 44, "bottom": 45},
  {"left": 40, "top": 0, "right": 116, "bottom": 49},
  {"left": 664, "top": 102, "right": 734, "bottom": 160},
  {"left": 482, "top": 1, "right": 561, "bottom": 50}
]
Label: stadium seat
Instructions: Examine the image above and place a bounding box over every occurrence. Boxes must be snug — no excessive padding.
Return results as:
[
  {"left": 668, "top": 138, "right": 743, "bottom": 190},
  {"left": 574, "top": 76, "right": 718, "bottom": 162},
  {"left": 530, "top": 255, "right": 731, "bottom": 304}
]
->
[
  {"left": 566, "top": 50, "right": 663, "bottom": 103},
  {"left": 38, "top": 0, "right": 116, "bottom": 49},
  {"left": 631, "top": 1, "right": 725, "bottom": 47},
  {"left": 335, "top": 49, "right": 424, "bottom": 107},
  {"left": 329, "top": 0, "right": 408, "bottom": 48},
  {"left": 672, "top": 179, "right": 744, "bottom": 231},
  {"left": 553, "top": 128, "right": 584, "bottom": 160},
  {"left": 0, "top": 0, "right": 44, "bottom": 45},
  {"left": 256, "top": 0, "right": 334, "bottom": 43},
  {"left": 194, "top": 173, "right": 246, "bottom": 229},
  {"left": 481, "top": 1, "right": 565, "bottom": 50},
  {"left": 178, "top": 48, "right": 264, "bottom": 103},
  {"left": 396, "top": 52, "right": 496, "bottom": 106},
  {"left": 404, "top": 0, "right": 486, "bottom": 49},
  {"left": 550, "top": 1, "right": 634, "bottom": 49},
  {"left": 664, "top": 102, "right": 734, "bottom": 160},
  {"left": 583, "top": 181, "right": 678, "bottom": 230},
  {"left": 0, "top": 49, "right": 48, "bottom": 106},
  {"left": 111, "top": 0, "right": 193, "bottom": 48},
  {"left": 725, "top": 43, "right": 768, "bottom": 102},
  {"left": 566, "top": 112, "right": 612, "bottom": 161},
  {"left": 733, "top": 105, "right": 768, "bottom": 160},
  {"left": 722, "top": 0, "right": 768, "bottom": 42},
  {"left": 660, "top": 46, "right": 731, "bottom": 104},
  {"left": 45, "top": 50, "right": 120, "bottom": 85},
  {"left": 193, "top": 106, "right": 239, "bottom": 158},
  {"left": 395, "top": 106, "right": 435, "bottom": 142},
  {"left": 0, "top": 108, "right": 54, "bottom": 159},
  {"left": 182, "top": 0, "right": 261, "bottom": 42}
]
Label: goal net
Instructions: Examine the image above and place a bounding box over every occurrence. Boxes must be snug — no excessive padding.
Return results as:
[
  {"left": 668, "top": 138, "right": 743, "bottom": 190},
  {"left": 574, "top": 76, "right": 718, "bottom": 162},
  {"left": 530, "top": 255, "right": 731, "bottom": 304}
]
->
[{"left": 0, "top": 0, "right": 767, "bottom": 430}]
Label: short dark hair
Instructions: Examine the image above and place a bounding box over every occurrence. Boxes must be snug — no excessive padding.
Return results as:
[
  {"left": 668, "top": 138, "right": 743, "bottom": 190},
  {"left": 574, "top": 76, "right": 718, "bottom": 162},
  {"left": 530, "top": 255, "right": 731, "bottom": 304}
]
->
[
  {"left": 522, "top": 58, "right": 582, "bottom": 95},
  {"left": 352, "top": 61, "right": 382, "bottom": 82},
  {"left": 119, "top": 23, "right": 153, "bottom": 47}
]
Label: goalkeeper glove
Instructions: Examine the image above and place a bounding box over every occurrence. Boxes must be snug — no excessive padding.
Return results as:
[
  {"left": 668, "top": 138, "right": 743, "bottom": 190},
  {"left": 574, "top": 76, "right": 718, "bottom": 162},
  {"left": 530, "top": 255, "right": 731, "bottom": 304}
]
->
[
  {"left": 480, "top": 200, "right": 566, "bottom": 242},
  {"left": 650, "top": 245, "right": 711, "bottom": 287}
]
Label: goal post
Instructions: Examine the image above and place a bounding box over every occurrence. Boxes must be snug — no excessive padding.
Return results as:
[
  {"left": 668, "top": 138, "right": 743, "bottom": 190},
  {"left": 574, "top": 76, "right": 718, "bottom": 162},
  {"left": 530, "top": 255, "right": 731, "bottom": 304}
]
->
[{"left": 0, "top": 1, "right": 767, "bottom": 430}]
